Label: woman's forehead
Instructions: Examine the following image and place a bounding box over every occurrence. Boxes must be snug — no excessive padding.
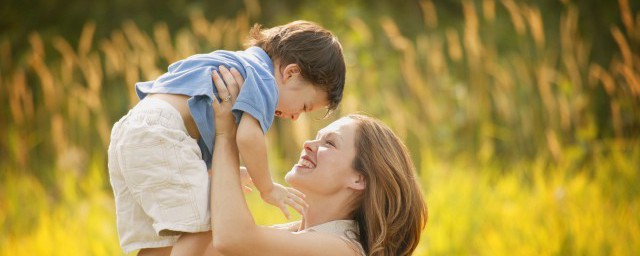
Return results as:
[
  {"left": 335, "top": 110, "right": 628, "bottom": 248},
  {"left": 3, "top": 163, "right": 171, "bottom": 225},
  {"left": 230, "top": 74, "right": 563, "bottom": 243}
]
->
[{"left": 317, "top": 117, "right": 356, "bottom": 136}]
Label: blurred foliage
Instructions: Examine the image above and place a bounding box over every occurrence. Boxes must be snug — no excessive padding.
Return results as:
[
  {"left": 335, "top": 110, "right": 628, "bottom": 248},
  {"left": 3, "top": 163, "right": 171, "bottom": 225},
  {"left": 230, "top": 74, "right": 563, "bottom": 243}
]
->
[{"left": 1, "top": 0, "right": 639, "bottom": 255}]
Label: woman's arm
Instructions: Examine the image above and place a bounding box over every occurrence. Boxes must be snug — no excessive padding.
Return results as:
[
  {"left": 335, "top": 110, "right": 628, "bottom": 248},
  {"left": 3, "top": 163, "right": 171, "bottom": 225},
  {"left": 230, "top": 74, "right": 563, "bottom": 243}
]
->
[{"left": 210, "top": 67, "right": 359, "bottom": 256}]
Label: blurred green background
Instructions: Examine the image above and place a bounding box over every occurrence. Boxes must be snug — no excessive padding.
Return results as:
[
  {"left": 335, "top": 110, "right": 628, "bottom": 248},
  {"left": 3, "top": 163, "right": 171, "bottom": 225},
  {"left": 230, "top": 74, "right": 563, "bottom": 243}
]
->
[{"left": 1, "top": 0, "right": 639, "bottom": 255}]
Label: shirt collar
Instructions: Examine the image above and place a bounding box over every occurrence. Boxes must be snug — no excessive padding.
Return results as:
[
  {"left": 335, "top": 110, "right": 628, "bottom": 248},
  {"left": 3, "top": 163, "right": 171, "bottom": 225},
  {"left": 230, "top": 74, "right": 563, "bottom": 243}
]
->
[{"left": 246, "top": 46, "right": 275, "bottom": 75}]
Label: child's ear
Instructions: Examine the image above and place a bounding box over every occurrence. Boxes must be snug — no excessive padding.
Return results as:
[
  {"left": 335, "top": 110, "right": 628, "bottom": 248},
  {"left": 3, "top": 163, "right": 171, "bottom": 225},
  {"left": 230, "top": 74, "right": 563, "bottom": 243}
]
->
[{"left": 282, "top": 64, "right": 301, "bottom": 83}]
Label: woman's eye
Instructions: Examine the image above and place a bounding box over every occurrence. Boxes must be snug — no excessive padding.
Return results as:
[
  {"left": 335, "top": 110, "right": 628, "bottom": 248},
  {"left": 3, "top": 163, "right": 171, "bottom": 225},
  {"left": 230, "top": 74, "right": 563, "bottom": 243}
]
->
[{"left": 325, "top": 140, "right": 335, "bottom": 147}]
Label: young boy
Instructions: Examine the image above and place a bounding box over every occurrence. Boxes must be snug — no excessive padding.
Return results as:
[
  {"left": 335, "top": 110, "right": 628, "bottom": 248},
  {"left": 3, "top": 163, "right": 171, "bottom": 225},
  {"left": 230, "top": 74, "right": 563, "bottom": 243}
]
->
[{"left": 107, "top": 20, "right": 345, "bottom": 254}]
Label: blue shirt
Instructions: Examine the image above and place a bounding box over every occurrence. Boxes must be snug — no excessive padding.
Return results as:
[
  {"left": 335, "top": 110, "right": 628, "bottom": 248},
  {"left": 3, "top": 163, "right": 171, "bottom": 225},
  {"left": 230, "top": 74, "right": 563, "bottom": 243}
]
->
[{"left": 135, "top": 47, "right": 278, "bottom": 169}]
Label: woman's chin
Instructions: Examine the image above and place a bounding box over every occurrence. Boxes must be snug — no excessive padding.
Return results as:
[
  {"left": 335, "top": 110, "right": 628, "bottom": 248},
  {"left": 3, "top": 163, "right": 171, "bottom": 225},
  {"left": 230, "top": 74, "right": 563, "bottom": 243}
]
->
[{"left": 285, "top": 165, "right": 314, "bottom": 185}]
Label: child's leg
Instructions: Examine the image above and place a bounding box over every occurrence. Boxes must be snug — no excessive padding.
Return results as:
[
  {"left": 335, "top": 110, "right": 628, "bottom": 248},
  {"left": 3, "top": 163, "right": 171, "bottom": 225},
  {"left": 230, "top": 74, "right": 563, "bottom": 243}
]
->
[
  {"left": 109, "top": 98, "right": 211, "bottom": 253},
  {"left": 202, "top": 241, "right": 223, "bottom": 256},
  {"left": 109, "top": 113, "right": 179, "bottom": 254},
  {"left": 138, "top": 247, "right": 172, "bottom": 256},
  {"left": 170, "top": 232, "right": 214, "bottom": 256}
]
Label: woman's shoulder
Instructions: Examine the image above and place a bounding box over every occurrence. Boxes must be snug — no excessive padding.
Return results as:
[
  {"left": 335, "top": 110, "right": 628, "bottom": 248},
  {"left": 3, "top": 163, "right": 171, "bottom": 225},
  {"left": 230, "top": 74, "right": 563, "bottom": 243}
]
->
[
  {"left": 302, "top": 220, "right": 366, "bottom": 256},
  {"left": 270, "top": 220, "right": 366, "bottom": 255}
]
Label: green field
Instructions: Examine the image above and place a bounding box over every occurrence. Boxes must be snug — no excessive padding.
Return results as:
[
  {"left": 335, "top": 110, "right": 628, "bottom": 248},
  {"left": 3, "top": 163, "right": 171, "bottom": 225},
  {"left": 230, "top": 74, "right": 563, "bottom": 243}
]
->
[{"left": 1, "top": 0, "right": 639, "bottom": 255}]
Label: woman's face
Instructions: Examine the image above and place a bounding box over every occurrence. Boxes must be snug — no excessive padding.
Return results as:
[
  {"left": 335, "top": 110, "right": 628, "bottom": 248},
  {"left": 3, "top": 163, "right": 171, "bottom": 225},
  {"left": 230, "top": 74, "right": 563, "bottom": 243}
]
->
[{"left": 285, "top": 117, "right": 361, "bottom": 196}]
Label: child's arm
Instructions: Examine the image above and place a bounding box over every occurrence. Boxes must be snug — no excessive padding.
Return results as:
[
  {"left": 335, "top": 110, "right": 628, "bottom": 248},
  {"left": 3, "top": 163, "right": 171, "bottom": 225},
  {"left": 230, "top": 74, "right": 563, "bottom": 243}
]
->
[
  {"left": 236, "top": 114, "right": 301, "bottom": 219},
  {"left": 236, "top": 115, "right": 272, "bottom": 193}
]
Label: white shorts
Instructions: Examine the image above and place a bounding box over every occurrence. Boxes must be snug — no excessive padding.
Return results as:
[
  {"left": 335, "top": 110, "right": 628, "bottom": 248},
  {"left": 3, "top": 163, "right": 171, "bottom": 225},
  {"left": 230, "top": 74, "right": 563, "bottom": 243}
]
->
[{"left": 107, "top": 98, "right": 210, "bottom": 253}]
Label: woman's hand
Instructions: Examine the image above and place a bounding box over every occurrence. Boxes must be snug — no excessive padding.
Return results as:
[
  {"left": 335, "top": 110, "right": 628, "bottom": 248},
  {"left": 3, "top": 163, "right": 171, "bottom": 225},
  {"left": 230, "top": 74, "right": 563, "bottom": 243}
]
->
[{"left": 212, "top": 65, "right": 244, "bottom": 137}]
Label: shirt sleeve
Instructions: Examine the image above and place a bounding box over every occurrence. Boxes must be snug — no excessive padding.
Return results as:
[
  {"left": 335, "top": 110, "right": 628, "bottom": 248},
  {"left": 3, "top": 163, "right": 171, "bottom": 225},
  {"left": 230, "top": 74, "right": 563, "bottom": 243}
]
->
[
  {"left": 151, "top": 54, "right": 221, "bottom": 97},
  {"left": 232, "top": 66, "right": 278, "bottom": 134}
]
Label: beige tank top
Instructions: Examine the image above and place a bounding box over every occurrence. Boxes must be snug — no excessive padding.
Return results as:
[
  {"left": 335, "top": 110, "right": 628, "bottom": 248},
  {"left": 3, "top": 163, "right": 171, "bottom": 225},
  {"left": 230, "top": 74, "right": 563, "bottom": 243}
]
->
[
  {"left": 303, "top": 220, "right": 366, "bottom": 256},
  {"left": 272, "top": 220, "right": 366, "bottom": 255}
]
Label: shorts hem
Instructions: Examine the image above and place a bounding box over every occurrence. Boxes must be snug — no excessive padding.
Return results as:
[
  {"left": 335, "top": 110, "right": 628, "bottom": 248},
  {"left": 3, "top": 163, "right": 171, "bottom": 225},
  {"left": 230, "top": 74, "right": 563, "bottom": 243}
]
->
[{"left": 156, "top": 223, "right": 212, "bottom": 236}]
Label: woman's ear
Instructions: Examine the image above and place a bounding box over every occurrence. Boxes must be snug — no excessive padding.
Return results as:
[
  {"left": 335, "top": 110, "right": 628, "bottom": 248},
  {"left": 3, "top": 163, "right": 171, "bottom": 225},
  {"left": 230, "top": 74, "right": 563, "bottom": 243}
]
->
[
  {"left": 282, "top": 64, "right": 301, "bottom": 83},
  {"left": 348, "top": 173, "right": 366, "bottom": 191}
]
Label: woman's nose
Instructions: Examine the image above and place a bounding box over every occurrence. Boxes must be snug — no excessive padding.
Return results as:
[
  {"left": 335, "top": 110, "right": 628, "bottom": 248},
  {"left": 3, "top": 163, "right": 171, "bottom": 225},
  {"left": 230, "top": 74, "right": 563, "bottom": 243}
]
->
[
  {"left": 291, "top": 113, "right": 300, "bottom": 120},
  {"left": 303, "top": 140, "right": 317, "bottom": 152}
]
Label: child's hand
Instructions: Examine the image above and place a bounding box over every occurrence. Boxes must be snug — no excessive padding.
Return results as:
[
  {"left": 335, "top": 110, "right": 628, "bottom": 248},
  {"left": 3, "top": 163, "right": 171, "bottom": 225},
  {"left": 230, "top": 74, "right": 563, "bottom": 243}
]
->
[{"left": 261, "top": 183, "right": 308, "bottom": 219}]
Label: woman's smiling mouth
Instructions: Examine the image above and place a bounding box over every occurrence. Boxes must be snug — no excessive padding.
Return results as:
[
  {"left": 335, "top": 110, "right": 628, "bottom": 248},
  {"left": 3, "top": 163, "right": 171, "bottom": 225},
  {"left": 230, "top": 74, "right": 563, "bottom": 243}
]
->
[{"left": 297, "top": 155, "right": 316, "bottom": 169}]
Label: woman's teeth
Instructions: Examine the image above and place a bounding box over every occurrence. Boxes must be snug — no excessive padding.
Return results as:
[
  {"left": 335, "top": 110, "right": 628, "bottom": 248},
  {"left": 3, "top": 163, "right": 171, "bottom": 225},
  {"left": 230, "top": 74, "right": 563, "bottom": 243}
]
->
[{"left": 298, "top": 159, "right": 316, "bottom": 168}]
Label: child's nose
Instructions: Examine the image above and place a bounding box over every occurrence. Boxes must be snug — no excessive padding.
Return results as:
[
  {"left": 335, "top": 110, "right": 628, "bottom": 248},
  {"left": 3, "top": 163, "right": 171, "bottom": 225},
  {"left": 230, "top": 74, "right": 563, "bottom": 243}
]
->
[{"left": 291, "top": 113, "right": 300, "bottom": 120}]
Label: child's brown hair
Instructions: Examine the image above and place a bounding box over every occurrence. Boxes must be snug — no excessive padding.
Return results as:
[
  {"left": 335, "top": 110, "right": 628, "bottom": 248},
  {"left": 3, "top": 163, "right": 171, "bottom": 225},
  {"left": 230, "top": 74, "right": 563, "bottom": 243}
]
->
[{"left": 247, "top": 20, "right": 346, "bottom": 114}]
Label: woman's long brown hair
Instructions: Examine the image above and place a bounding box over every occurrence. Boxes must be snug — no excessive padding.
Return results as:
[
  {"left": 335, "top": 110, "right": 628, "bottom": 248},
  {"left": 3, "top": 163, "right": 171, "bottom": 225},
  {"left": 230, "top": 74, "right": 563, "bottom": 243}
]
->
[{"left": 348, "top": 114, "right": 427, "bottom": 256}]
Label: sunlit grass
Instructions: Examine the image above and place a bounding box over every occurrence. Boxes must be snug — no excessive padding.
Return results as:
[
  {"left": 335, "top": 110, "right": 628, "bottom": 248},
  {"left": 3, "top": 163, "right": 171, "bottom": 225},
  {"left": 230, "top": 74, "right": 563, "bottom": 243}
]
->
[
  {"left": 0, "top": 162, "right": 119, "bottom": 255},
  {"left": 1, "top": 0, "right": 639, "bottom": 255},
  {"left": 1, "top": 145, "right": 638, "bottom": 255},
  {"left": 421, "top": 142, "right": 640, "bottom": 255}
]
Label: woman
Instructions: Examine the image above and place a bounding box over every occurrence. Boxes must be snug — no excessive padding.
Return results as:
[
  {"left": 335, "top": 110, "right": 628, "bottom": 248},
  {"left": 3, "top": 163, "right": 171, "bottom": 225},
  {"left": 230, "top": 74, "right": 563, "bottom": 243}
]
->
[{"left": 195, "top": 68, "right": 427, "bottom": 255}]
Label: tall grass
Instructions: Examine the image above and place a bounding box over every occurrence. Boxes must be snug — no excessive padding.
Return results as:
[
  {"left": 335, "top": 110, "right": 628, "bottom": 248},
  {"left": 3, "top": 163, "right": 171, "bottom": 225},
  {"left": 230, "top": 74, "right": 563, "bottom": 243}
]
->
[{"left": 1, "top": 0, "right": 639, "bottom": 255}]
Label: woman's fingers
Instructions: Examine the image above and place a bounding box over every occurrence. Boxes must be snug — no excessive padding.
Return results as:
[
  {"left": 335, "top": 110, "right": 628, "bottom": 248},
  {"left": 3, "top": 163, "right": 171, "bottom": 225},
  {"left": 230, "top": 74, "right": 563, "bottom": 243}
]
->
[
  {"left": 211, "top": 66, "right": 244, "bottom": 109},
  {"left": 228, "top": 67, "right": 244, "bottom": 90},
  {"left": 218, "top": 66, "right": 241, "bottom": 104},
  {"left": 210, "top": 69, "right": 238, "bottom": 136},
  {"left": 211, "top": 70, "right": 229, "bottom": 105}
]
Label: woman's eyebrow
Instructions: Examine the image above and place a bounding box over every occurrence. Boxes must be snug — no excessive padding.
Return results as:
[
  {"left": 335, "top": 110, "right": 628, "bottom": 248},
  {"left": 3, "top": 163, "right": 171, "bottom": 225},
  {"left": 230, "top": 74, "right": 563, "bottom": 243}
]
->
[
  {"left": 315, "top": 131, "right": 342, "bottom": 141},
  {"left": 325, "top": 132, "right": 344, "bottom": 142}
]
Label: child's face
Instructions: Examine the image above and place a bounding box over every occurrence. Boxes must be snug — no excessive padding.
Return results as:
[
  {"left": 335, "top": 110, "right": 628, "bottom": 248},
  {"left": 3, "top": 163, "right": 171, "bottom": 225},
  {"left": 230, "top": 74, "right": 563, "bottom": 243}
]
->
[{"left": 274, "top": 64, "right": 329, "bottom": 120}]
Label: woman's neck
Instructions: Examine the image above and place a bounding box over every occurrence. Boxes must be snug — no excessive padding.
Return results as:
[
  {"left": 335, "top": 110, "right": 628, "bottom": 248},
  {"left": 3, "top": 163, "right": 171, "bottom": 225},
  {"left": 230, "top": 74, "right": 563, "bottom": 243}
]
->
[{"left": 299, "top": 193, "right": 356, "bottom": 230}]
